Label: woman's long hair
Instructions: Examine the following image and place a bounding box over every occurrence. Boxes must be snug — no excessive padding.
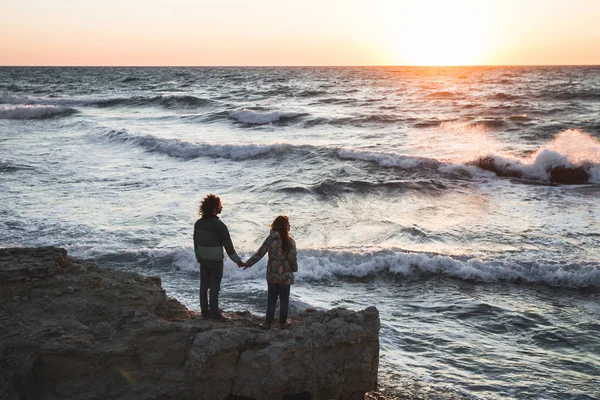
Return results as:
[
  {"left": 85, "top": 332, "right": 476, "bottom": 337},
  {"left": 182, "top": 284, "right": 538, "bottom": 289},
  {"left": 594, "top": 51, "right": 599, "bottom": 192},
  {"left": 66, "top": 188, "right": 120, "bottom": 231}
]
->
[{"left": 271, "top": 215, "right": 291, "bottom": 252}]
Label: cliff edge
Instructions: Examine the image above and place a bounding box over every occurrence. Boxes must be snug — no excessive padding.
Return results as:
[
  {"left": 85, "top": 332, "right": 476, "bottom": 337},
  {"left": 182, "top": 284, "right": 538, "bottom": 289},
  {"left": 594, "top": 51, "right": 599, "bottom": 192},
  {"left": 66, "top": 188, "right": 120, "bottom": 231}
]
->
[{"left": 0, "top": 247, "right": 379, "bottom": 400}]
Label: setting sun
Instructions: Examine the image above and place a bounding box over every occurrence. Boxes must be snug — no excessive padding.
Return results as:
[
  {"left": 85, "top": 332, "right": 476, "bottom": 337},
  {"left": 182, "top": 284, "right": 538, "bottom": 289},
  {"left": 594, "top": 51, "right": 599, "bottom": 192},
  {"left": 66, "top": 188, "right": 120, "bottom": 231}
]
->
[
  {"left": 399, "top": 1, "right": 491, "bottom": 65},
  {"left": 377, "top": 0, "right": 495, "bottom": 66}
]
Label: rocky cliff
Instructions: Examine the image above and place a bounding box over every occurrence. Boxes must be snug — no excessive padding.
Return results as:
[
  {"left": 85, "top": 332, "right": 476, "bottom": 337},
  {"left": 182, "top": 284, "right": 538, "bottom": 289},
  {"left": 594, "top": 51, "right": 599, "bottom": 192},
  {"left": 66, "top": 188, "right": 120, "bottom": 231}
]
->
[{"left": 0, "top": 247, "right": 379, "bottom": 400}]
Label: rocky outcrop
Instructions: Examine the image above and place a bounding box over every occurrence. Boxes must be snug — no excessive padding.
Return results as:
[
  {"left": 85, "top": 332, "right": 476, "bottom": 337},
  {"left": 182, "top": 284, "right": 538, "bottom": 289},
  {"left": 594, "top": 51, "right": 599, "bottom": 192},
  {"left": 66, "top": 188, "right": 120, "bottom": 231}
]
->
[
  {"left": 548, "top": 165, "right": 590, "bottom": 184},
  {"left": 0, "top": 247, "right": 379, "bottom": 400}
]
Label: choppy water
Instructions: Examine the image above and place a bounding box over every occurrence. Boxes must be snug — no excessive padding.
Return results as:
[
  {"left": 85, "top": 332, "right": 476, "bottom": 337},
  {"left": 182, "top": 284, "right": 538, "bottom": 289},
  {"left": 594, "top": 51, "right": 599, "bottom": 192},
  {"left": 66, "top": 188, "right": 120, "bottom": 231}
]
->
[{"left": 1, "top": 66, "right": 599, "bottom": 399}]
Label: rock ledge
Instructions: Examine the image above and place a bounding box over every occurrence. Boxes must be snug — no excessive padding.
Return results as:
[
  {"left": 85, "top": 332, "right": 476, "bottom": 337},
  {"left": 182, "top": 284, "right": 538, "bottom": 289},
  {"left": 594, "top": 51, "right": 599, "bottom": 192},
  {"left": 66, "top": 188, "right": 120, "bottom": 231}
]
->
[{"left": 0, "top": 247, "right": 379, "bottom": 400}]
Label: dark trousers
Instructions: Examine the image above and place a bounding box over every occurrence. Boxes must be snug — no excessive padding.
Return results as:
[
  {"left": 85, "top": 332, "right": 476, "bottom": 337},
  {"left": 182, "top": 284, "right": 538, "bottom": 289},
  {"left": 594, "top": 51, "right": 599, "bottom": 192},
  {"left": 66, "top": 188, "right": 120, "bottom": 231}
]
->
[
  {"left": 266, "top": 283, "right": 291, "bottom": 325},
  {"left": 199, "top": 260, "right": 224, "bottom": 318}
]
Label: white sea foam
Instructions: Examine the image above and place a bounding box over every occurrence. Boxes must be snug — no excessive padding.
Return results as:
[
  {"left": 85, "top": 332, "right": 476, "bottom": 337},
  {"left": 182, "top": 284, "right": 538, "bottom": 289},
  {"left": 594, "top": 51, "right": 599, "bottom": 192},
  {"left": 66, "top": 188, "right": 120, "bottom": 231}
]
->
[
  {"left": 336, "top": 149, "right": 437, "bottom": 169},
  {"left": 0, "top": 104, "right": 78, "bottom": 119},
  {"left": 166, "top": 247, "right": 600, "bottom": 289},
  {"left": 297, "top": 250, "right": 600, "bottom": 288},
  {"left": 228, "top": 109, "right": 301, "bottom": 125},
  {"left": 99, "top": 128, "right": 294, "bottom": 160},
  {"left": 589, "top": 166, "right": 600, "bottom": 184}
]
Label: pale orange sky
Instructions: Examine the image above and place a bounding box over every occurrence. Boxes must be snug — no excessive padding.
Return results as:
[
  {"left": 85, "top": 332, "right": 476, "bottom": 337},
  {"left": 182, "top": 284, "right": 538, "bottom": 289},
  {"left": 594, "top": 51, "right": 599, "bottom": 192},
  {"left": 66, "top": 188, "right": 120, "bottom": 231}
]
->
[{"left": 1, "top": 0, "right": 599, "bottom": 66}]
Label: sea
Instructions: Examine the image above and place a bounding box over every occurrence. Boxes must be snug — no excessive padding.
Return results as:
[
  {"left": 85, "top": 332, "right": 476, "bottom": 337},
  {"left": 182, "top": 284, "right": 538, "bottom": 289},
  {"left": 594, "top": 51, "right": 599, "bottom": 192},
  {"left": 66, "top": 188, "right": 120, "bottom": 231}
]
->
[{"left": 1, "top": 66, "right": 599, "bottom": 399}]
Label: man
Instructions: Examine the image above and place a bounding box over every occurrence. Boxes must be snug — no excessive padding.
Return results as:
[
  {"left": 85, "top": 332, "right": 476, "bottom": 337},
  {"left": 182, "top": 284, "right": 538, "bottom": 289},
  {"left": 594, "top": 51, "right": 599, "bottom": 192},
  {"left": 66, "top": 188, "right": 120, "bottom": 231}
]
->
[{"left": 193, "top": 194, "right": 245, "bottom": 321}]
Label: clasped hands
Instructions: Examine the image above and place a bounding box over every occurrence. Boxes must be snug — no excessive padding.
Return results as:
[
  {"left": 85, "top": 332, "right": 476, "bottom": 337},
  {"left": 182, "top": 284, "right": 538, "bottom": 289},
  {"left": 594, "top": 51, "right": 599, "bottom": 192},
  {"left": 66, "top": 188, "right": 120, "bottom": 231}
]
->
[{"left": 236, "top": 261, "right": 249, "bottom": 270}]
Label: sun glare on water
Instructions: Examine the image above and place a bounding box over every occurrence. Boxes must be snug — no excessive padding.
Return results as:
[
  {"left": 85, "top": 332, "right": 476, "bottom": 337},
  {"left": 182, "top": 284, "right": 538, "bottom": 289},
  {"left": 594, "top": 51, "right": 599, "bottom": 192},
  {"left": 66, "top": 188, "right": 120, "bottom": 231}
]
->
[{"left": 384, "top": 0, "right": 493, "bottom": 66}]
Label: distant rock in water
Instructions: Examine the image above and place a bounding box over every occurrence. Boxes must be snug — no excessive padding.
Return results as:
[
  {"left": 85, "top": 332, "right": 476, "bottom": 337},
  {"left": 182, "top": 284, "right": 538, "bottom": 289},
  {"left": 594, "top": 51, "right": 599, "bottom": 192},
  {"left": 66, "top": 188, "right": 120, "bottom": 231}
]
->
[
  {"left": 549, "top": 165, "right": 590, "bottom": 184},
  {"left": 0, "top": 247, "right": 380, "bottom": 400},
  {"left": 469, "top": 156, "right": 591, "bottom": 184},
  {"left": 469, "top": 156, "right": 523, "bottom": 178}
]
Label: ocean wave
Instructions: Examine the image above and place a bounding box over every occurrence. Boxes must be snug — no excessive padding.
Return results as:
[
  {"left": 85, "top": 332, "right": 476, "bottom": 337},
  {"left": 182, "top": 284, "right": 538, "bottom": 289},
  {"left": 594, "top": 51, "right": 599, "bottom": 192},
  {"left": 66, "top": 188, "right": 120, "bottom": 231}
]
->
[
  {"left": 0, "top": 94, "right": 215, "bottom": 110},
  {"left": 228, "top": 109, "right": 303, "bottom": 125},
  {"left": 96, "top": 129, "right": 296, "bottom": 160},
  {"left": 90, "top": 94, "right": 215, "bottom": 109},
  {"left": 297, "top": 90, "right": 327, "bottom": 97},
  {"left": 465, "top": 130, "right": 600, "bottom": 184},
  {"left": 489, "top": 92, "right": 519, "bottom": 101},
  {"left": 541, "top": 89, "right": 600, "bottom": 101},
  {"left": 468, "top": 118, "right": 505, "bottom": 130},
  {"left": 297, "top": 179, "right": 446, "bottom": 197},
  {"left": 508, "top": 114, "right": 532, "bottom": 122},
  {"left": 0, "top": 104, "right": 78, "bottom": 119},
  {"left": 0, "top": 160, "right": 34, "bottom": 172},
  {"left": 413, "top": 120, "right": 442, "bottom": 128},
  {"left": 303, "top": 114, "right": 409, "bottom": 127},
  {"left": 94, "top": 128, "right": 443, "bottom": 175},
  {"left": 313, "top": 97, "right": 357, "bottom": 105},
  {"left": 336, "top": 148, "right": 439, "bottom": 169},
  {"left": 121, "top": 77, "right": 141, "bottom": 83},
  {"left": 95, "top": 247, "right": 600, "bottom": 290},
  {"left": 427, "top": 91, "right": 463, "bottom": 100},
  {"left": 0, "top": 161, "right": 18, "bottom": 172},
  {"left": 289, "top": 250, "right": 600, "bottom": 289},
  {"left": 273, "top": 179, "right": 446, "bottom": 197}
]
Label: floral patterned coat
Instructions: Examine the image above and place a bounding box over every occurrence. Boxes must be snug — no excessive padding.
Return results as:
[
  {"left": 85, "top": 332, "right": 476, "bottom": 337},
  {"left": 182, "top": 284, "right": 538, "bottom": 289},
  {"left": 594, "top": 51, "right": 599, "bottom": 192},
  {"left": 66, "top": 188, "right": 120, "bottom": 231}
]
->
[{"left": 246, "top": 230, "right": 298, "bottom": 285}]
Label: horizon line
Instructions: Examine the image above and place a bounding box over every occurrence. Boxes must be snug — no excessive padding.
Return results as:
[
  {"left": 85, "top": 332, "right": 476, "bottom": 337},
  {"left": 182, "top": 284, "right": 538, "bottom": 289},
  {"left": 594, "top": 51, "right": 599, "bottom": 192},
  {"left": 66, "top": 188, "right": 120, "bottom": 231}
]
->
[{"left": 2, "top": 64, "right": 600, "bottom": 68}]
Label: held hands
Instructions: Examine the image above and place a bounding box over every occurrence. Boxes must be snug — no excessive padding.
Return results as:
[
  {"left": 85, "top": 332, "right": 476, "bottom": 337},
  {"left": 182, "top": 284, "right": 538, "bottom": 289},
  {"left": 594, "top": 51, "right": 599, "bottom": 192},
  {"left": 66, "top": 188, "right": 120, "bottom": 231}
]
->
[{"left": 236, "top": 261, "right": 249, "bottom": 269}]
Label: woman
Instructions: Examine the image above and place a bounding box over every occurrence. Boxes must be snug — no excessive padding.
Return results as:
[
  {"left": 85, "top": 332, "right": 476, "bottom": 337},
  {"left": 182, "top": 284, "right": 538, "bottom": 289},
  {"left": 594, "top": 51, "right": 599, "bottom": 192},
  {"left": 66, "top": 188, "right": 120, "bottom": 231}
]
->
[{"left": 244, "top": 215, "right": 298, "bottom": 330}]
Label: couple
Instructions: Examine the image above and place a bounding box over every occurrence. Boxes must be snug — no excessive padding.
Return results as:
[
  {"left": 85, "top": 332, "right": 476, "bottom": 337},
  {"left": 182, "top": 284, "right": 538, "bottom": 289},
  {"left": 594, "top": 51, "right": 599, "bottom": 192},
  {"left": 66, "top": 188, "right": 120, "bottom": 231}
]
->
[{"left": 193, "top": 194, "right": 298, "bottom": 330}]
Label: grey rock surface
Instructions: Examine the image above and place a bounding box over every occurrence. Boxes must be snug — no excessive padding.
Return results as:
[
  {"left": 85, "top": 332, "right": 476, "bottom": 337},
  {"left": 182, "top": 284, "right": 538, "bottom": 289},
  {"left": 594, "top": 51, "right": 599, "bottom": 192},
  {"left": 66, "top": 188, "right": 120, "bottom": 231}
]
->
[{"left": 0, "top": 247, "right": 380, "bottom": 400}]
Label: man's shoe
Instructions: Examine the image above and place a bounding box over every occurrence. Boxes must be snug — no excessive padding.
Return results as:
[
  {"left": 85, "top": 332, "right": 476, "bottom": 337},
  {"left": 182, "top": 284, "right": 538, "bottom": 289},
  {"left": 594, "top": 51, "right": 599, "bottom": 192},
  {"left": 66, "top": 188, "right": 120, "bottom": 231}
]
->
[
  {"left": 279, "top": 319, "right": 292, "bottom": 330},
  {"left": 212, "top": 313, "right": 231, "bottom": 322},
  {"left": 259, "top": 322, "right": 271, "bottom": 330}
]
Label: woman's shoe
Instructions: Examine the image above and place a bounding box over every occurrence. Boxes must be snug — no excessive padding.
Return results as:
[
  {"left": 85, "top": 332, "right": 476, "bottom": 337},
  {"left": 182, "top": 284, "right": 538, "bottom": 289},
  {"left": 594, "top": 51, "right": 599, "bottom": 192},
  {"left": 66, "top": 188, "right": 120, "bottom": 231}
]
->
[{"left": 259, "top": 322, "right": 271, "bottom": 330}]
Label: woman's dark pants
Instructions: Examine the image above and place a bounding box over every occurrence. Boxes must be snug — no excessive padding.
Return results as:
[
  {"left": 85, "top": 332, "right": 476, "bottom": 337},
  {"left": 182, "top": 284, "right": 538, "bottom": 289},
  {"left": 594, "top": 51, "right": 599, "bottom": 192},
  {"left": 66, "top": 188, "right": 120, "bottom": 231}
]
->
[
  {"left": 266, "top": 283, "right": 290, "bottom": 325},
  {"left": 199, "top": 260, "right": 224, "bottom": 318}
]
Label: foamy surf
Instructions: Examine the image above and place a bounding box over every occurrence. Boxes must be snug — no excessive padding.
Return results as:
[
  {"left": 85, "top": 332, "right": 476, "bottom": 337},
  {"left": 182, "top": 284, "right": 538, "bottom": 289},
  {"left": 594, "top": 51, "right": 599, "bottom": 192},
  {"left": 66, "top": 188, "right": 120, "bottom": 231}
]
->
[{"left": 90, "top": 247, "right": 600, "bottom": 290}]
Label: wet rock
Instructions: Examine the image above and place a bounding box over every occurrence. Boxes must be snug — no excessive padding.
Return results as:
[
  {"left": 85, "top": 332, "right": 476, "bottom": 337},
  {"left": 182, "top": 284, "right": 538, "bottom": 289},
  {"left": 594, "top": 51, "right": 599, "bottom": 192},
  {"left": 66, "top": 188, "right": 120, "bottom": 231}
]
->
[
  {"left": 0, "top": 247, "right": 379, "bottom": 400},
  {"left": 468, "top": 156, "right": 523, "bottom": 178},
  {"left": 549, "top": 165, "right": 589, "bottom": 184}
]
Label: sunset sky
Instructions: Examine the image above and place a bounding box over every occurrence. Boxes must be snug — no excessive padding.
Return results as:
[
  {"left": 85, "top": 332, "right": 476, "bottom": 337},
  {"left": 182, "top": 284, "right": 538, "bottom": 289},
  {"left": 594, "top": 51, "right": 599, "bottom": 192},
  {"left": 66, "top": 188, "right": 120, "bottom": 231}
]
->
[{"left": 1, "top": 0, "right": 599, "bottom": 66}]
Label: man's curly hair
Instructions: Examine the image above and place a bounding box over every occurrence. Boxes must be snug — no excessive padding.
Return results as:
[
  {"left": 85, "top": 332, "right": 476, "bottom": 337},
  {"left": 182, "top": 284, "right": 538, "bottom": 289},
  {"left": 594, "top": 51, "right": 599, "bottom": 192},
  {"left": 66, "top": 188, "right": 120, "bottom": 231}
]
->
[{"left": 199, "top": 194, "right": 221, "bottom": 217}]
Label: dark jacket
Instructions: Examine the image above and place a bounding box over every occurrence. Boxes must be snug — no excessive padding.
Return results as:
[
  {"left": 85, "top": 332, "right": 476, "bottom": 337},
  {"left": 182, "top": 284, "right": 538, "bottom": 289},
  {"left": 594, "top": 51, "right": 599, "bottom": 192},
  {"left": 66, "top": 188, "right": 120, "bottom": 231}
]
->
[{"left": 193, "top": 216, "right": 242, "bottom": 263}]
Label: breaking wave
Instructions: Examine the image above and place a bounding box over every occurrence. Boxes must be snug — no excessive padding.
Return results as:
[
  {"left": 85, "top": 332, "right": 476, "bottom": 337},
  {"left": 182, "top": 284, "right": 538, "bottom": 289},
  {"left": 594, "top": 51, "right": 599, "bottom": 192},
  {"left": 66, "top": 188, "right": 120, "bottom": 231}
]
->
[
  {"left": 466, "top": 130, "right": 600, "bottom": 184},
  {"left": 94, "top": 127, "right": 600, "bottom": 185},
  {"left": 95, "top": 128, "right": 440, "bottom": 171},
  {"left": 0, "top": 104, "right": 78, "bottom": 119},
  {"left": 290, "top": 249, "right": 600, "bottom": 289},
  {"left": 97, "top": 247, "right": 600, "bottom": 290},
  {"left": 96, "top": 129, "right": 297, "bottom": 160}
]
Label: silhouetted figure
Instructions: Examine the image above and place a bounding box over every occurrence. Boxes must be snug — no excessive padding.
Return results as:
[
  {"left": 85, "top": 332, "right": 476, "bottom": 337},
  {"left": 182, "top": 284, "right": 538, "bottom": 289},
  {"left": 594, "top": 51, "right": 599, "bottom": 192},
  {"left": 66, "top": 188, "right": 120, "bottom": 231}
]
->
[
  {"left": 244, "top": 215, "right": 298, "bottom": 330},
  {"left": 193, "top": 194, "right": 245, "bottom": 321}
]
